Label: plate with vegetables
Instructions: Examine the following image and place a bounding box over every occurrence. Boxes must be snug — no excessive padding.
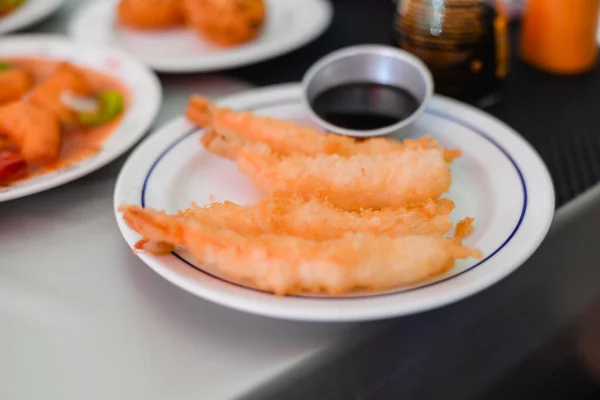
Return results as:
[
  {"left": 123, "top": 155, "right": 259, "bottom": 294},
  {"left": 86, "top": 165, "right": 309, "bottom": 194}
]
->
[
  {"left": 0, "top": 0, "right": 65, "bottom": 35},
  {"left": 0, "top": 35, "right": 161, "bottom": 202}
]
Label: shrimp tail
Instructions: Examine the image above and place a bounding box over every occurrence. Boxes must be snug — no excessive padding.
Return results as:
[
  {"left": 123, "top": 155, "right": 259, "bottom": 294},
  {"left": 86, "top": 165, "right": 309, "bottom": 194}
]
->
[
  {"left": 187, "top": 95, "right": 214, "bottom": 127},
  {"left": 119, "top": 205, "right": 184, "bottom": 253},
  {"left": 201, "top": 129, "right": 230, "bottom": 158}
]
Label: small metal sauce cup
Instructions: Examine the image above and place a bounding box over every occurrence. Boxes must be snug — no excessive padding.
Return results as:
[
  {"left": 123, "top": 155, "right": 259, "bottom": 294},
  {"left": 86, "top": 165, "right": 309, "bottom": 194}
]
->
[{"left": 301, "top": 45, "right": 433, "bottom": 138}]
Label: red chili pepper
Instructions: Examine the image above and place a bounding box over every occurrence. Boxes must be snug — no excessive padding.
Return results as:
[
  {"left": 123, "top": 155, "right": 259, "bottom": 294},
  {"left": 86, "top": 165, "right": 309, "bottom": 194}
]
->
[{"left": 0, "top": 151, "right": 27, "bottom": 184}]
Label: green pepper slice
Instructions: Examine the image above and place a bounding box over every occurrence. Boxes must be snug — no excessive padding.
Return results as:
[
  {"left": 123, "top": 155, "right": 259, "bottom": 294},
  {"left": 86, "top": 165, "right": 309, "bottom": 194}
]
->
[
  {"left": 78, "top": 91, "right": 125, "bottom": 126},
  {"left": 0, "top": 62, "right": 12, "bottom": 72}
]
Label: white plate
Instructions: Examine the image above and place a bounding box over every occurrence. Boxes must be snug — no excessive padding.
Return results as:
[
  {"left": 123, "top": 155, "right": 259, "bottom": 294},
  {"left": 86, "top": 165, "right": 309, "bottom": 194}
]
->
[
  {"left": 0, "top": 35, "right": 162, "bottom": 202},
  {"left": 0, "top": 0, "right": 65, "bottom": 35},
  {"left": 68, "top": 0, "right": 332, "bottom": 73},
  {"left": 113, "top": 84, "right": 555, "bottom": 322}
]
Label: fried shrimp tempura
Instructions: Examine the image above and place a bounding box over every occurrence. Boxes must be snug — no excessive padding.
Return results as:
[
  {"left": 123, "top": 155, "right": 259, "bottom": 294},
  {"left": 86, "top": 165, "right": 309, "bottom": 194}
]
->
[
  {"left": 250, "top": 194, "right": 455, "bottom": 240},
  {"left": 120, "top": 205, "right": 481, "bottom": 295},
  {"left": 117, "top": 0, "right": 184, "bottom": 30},
  {"left": 188, "top": 95, "right": 461, "bottom": 162},
  {"left": 230, "top": 143, "right": 451, "bottom": 211},
  {"left": 192, "top": 98, "right": 455, "bottom": 211},
  {"left": 189, "top": 95, "right": 356, "bottom": 157},
  {"left": 140, "top": 193, "right": 454, "bottom": 243}
]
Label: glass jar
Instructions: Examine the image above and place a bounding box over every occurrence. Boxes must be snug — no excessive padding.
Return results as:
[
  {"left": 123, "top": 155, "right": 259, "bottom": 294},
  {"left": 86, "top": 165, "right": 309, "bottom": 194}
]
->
[{"left": 393, "top": 0, "right": 509, "bottom": 102}]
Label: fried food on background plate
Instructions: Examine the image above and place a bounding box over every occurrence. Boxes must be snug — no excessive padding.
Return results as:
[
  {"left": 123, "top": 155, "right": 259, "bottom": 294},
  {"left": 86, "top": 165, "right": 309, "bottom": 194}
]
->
[
  {"left": 183, "top": 0, "right": 266, "bottom": 46},
  {"left": 117, "top": 0, "right": 184, "bottom": 30},
  {"left": 120, "top": 203, "right": 480, "bottom": 296},
  {"left": 0, "top": 101, "right": 61, "bottom": 165},
  {"left": 0, "top": 65, "right": 33, "bottom": 105},
  {"left": 28, "top": 62, "right": 94, "bottom": 127},
  {"left": 0, "top": 57, "right": 128, "bottom": 186}
]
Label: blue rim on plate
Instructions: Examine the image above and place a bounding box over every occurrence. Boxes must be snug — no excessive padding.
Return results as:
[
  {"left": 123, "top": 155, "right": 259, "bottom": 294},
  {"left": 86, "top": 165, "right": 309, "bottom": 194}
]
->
[{"left": 139, "top": 99, "right": 528, "bottom": 299}]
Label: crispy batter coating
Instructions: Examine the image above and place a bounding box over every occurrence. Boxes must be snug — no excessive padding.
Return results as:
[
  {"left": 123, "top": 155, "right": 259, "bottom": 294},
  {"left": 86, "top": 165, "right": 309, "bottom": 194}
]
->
[
  {"left": 232, "top": 143, "right": 452, "bottom": 211},
  {"left": 188, "top": 95, "right": 462, "bottom": 162},
  {"left": 120, "top": 203, "right": 480, "bottom": 295},
  {"left": 120, "top": 94, "right": 480, "bottom": 296}
]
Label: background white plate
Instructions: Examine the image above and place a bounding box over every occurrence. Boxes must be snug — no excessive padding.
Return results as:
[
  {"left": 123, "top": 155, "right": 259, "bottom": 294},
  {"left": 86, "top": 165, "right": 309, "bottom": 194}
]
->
[
  {"left": 0, "top": 35, "right": 162, "bottom": 202},
  {"left": 114, "top": 84, "right": 555, "bottom": 322},
  {"left": 69, "top": 0, "right": 332, "bottom": 73},
  {"left": 0, "top": 0, "right": 65, "bottom": 35}
]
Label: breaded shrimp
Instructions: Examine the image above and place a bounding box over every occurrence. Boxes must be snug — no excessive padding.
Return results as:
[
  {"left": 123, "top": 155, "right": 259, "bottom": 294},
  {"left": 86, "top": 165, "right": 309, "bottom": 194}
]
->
[
  {"left": 117, "top": 0, "right": 184, "bottom": 30},
  {"left": 231, "top": 143, "right": 452, "bottom": 211},
  {"left": 121, "top": 194, "right": 456, "bottom": 252},
  {"left": 29, "top": 62, "right": 93, "bottom": 126},
  {"left": 0, "top": 102, "right": 61, "bottom": 164},
  {"left": 189, "top": 95, "right": 461, "bottom": 162},
  {"left": 277, "top": 197, "right": 456, "bottom": 239},
  {"left": 119, "top": 205, "right": 480, "bottom": 295},
  {"left": 189, "top": 95, "right": 396, "bottom": 157},
  {"left": 0, "top": 69, "right": 33, "bottom": 105},
  {"left": 178, "top": 193, "right": 454, "bottom": 239}
]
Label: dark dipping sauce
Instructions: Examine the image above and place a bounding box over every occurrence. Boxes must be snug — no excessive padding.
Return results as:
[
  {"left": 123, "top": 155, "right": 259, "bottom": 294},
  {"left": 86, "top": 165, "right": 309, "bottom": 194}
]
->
[{"left": 311, "top": 82, "right": 420, "bottom": 131}]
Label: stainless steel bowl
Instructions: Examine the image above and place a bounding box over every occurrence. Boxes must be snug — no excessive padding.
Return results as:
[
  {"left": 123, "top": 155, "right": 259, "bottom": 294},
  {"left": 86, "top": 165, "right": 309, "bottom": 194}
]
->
[{"left": 301, "top": 45, "right": 433, "bottom": 137}]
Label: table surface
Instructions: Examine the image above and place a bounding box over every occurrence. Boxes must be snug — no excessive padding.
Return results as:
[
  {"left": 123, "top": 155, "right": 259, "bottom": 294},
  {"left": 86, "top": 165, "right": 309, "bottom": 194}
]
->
[
  {"left": 1, "top": 2, "right": 379, "bottom": 400},
  {"left": 3, "top": 1, "right": 600, "bottom": 399}
]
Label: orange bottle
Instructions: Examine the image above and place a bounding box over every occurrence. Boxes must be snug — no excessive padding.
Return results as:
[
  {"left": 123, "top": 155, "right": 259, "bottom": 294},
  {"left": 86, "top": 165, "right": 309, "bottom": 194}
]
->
[{"left": 520, "top": 0, "right": 600, "bottom": 74}]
